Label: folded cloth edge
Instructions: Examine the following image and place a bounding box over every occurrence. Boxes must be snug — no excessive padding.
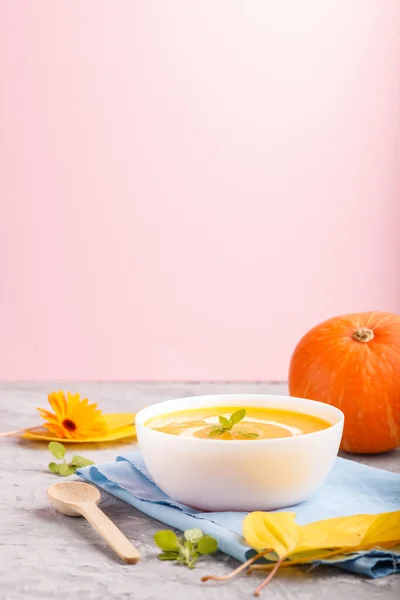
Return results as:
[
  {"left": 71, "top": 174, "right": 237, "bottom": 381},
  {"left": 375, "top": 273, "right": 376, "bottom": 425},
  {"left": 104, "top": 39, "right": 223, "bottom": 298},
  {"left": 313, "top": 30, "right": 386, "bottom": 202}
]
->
[{"left": 77, "top": 457, "right": 400, "bottom": 579}]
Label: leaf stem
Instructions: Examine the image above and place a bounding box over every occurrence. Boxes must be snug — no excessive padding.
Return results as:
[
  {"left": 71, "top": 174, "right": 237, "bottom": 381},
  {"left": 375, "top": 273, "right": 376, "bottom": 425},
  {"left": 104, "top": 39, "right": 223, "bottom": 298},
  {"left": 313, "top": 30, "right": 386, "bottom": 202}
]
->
[
  {"left": 201, "top": 549, "right": 270, "bottom": 583},
  {"left": 247, "top": 547, "right": 351, "bottom": 573},
  {"left": 0, "top": 425, "right": 42, "bottom": 438},
  {"left": 253, "top": 557, "right": 283, "bottom": 597}
]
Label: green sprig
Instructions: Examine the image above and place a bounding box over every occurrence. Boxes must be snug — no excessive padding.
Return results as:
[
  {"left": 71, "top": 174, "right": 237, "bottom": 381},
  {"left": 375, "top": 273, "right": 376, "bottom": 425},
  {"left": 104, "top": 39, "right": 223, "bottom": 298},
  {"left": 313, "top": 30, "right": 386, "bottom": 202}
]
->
[
  {"left": 154, "top": 528, "right": 218, "bottom": 569},
  {"left": 47, "top": 442, "right": 94, "bottom": 476},
  {"left": 207, "top": 409, "right": 259, "bottom": 439}
]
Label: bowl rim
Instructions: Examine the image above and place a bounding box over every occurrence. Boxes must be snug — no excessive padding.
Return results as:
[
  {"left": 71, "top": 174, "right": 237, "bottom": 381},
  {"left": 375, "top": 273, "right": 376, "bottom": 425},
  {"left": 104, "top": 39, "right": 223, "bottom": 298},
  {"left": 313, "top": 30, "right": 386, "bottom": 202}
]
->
[{"left": 135, "top": 393, "right": 344, "bottom": 445}]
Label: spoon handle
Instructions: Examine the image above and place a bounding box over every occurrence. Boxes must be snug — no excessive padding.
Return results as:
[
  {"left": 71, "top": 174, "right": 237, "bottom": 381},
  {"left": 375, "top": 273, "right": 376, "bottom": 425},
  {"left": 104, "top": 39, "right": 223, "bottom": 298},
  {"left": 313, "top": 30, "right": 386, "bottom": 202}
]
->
[{"left": 80, "top": 503, "right": 140, "bottom": 564}]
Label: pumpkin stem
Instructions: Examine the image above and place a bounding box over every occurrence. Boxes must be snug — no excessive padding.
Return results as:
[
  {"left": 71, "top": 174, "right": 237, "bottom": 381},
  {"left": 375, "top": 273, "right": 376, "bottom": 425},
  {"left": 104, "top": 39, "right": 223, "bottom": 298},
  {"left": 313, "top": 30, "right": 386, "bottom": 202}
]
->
[{"left": 352, "top": 327, "right": 374, "bottom": 343}]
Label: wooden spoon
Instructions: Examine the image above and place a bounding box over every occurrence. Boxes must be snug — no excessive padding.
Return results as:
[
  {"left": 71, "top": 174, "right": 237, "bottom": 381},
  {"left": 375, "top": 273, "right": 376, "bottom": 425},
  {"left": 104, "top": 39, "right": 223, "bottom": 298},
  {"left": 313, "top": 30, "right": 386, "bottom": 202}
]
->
[{"left": 47, "top": 481, "right": 140, "bottom": 564}]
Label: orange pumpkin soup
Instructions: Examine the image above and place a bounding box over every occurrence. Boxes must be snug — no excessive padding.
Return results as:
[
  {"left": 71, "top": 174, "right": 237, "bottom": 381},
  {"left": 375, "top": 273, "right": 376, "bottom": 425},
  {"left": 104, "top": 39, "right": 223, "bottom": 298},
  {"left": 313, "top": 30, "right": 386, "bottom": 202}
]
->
[{"left": 146, "top": 406, "right": 330, "bottom": 441}]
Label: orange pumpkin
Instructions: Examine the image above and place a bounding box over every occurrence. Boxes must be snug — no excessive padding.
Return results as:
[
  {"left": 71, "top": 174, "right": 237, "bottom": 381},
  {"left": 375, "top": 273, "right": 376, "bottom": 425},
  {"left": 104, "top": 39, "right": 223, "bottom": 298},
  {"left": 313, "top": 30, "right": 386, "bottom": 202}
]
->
[{"left": 289, "top": 311, "right": 400, "bottom": 454}]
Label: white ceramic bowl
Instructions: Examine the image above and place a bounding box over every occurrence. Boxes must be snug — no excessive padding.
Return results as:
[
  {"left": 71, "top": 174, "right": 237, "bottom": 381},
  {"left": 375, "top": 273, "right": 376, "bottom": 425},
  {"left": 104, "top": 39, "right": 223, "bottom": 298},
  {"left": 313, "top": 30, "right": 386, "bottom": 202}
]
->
[{"left": 135, "top": 394, "right": 344, "bottom": 511}]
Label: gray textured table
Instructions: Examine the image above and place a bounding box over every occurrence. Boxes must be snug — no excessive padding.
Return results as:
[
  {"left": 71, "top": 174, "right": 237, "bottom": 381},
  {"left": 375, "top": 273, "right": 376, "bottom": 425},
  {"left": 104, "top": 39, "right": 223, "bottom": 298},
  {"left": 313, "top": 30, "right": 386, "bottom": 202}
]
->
[{"left": 0, "top": 382, "right": 399, "bottom": 600}]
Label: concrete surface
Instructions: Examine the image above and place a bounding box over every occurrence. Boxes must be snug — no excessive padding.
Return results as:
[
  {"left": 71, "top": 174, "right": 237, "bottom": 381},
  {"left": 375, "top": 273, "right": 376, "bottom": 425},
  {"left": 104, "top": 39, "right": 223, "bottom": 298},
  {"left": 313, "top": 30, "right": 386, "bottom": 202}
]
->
[{"left": 0, "top": 382, "right": 399, "bottom": 600}]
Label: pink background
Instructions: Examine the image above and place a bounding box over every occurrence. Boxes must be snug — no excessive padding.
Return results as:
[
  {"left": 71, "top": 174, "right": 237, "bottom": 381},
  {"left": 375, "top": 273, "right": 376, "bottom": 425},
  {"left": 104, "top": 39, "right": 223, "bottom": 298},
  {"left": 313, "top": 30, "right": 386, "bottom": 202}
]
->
[{"left": 1, "top": 1, "right": 399, "bottom": 380}]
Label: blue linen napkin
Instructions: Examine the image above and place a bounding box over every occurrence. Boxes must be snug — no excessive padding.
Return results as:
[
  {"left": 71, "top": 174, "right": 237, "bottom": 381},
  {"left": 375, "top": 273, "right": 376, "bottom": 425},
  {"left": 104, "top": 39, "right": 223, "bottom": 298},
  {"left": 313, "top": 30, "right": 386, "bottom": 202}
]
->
[{"left": 77, "top": 452, "right": 400, "bottom": 578}]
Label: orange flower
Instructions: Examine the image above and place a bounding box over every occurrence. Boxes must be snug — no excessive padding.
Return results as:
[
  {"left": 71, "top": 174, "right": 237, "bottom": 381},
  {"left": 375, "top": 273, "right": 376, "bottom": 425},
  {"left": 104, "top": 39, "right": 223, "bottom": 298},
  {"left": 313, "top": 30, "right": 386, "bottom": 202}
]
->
[{"left": 38, "top": 391, "right": 107, "bottom": 440}]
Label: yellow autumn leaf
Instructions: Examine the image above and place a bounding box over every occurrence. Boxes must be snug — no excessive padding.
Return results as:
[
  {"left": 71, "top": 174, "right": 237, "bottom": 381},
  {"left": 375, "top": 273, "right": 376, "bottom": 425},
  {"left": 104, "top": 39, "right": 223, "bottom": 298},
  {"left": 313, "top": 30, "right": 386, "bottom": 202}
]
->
[
  {"left": 282, "top": 547, "right": 351, "bottom": 565},
  {"left": 361, "top": 511, "right": 400, "bottom": 549},
  {"left": 204, "top": 511, "right": 400, "bottom": 597},
  {"left": 243, "top": 511, "right": 299, "bottom": 558},
  {"left": 243, "top": 510, "right": 400, "bottom": 568},
  {"left": 317, "top": 543, "right": 400, "bottom": 566},
  {"left": 293, "top": 513, "right": 371, "bottom": 555}
]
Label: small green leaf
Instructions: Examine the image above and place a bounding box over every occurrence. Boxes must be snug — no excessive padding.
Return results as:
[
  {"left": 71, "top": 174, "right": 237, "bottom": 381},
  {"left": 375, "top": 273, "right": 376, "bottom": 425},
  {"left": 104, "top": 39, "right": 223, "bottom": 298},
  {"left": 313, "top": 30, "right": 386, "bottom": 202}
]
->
[
  {"left": 70, "top": 456, "right": 94, "bottom": 467},
  {"left": 157, "top": 551, "right": 179, "bottom": 561},
  {"left": 154, "top": 530, "right": 179, "bottom": 551},
  {"left": 48, "top": 462, "right": 60, "bottom": 474},
  {"left": 197, "top": 535, "right": 218, "bottom": 555},
  {"left": 218, "top": 416, "right": 231, "bottom": 429},
  {"left": 238, "top": 431, "right": 260, "bottom": 439},
  {"left": 208, "top": 428, "right": 224, "bottom": 438},
  {"left": 229, "top": 409, "right": 246, "bottom": 426},
  {"left": 48, "top": 441, "right": 65, "bottom": 460},
  {"left": 58, "top": 463, "right": 68, "bottom": 476},
  {"left": 155, "top": 528, "right": 215, "bottom": 569},
  {"left": 184, "top": 528, "right": 204, "bottom": 544},
  {"left": 59, "top": 463, "right": 75, "bottom": 477},
  {"left": 183, "top": 539, "right": 193, "bottom": 552},
  {"left": 188, "top": 552, "right": 199, "bottom": 569}
]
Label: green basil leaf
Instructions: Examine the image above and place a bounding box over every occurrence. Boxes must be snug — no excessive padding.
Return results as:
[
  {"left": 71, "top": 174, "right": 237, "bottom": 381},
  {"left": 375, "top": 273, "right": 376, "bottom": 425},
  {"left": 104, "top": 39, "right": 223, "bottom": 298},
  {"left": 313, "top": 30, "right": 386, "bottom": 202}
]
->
[
  {"left": 158, "top": 552, "right": 179, "bottom": 561},
  {"left": 239, "top": 431, "right": 260, "bottom": 439},
  {"left": 208, "top": 428, "right": 223, "bottom": 438},
  {"left": 184, "top": 529, "right": 203, "bottom": 544},
  {"left": 197, "top": 535, "right": 218, "bottom": 555},
  {"left": 48, "top": 462, "right": 60, "bottom": 474},
  {"left": 154, "top": 530, "right": 179, "bottom": 551},
  {"left": 48, "top": 441, "right": 65, "bottom": 460},
  {"left": 229, "top": 409, "right": 246, "bottom": 426},
  {"left": 70, "top": 456, "right": 94, "bottom": 467},
  {"left": 218, "top": 416, "right": 231, "bottom": 429},
  {"left": 59, "top": 463, "right": 75, "bottom": 477}
]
